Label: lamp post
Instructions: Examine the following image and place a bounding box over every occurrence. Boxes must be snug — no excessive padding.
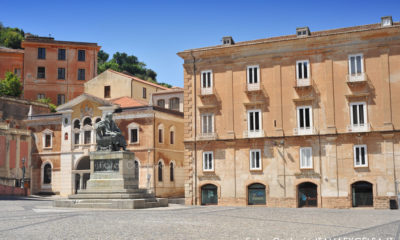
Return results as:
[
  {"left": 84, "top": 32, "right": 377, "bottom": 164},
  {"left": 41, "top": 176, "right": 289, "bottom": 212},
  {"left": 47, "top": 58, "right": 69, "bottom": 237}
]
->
[{"left": 21, "top": 157, "right": 25, "bottom": 189}]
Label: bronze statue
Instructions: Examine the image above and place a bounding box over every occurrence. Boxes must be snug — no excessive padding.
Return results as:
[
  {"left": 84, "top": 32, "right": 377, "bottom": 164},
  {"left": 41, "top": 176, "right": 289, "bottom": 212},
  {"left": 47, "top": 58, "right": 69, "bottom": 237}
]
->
[{"left": 95, "top": 112, "right": 127, "bottom": 151}]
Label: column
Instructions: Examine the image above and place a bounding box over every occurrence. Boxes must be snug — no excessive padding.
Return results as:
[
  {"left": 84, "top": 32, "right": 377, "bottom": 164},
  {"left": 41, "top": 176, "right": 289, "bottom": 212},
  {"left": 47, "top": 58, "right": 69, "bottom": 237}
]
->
[{"left": 79, "top": 173, "right": 83, "bottom": 190}]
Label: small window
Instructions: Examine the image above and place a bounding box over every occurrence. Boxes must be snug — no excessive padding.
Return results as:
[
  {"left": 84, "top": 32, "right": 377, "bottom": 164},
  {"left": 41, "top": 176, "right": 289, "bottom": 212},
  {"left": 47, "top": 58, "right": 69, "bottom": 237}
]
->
[
  {"left": 170, "top": 162, "right": 174, "bottom": 182},
  {"left": 78, "top": 50, "right": 85, "bottom": 61},
  {"left": 248, "top": 110, "right": 262, "bottom": 132},
  {"left": 78, "top": 69, "right": 85, "bottom": 80},
  {"left": 201, "top": 70, "right": 212, "bottom": 89},
  {"left": 170, "top": 130, "right": 174, "bottom": 144},
  {"left": 104, "top": 86, "right": 111, "bottom": 98},
  {"left": 247, "top": 65, "right": 259, "bottom": 84},
  {"left": 158, "top": 161, "right": 163, "bottom": 182},
  {"left": 250, "top": 149, "right": 261, "bottom": 170},
  {"left": 157, "top": 99, "right": 165, "bottom": 108},
  {"left": 203, "top": 152, "right": 214, "bottom": 171},
  {"left": 130, "top": 128, "right": 138, "bottom": 143},
  {"left": 297, "top": 106, "right": 312, "bottom": 131},
  {"left": 169, "top": 98, "right": 180, "bottom": 111},
  {"left": 37, "top": 67, "right": 45, "bottom": 79},
  {"left": 73, "top": 119, "right": 81, "bottom": 129},
  {"left": 348, "top": 54, "right": 363, "bottom": 75},
  {"left": 45, "top": 134, "right": 51, "bottom": 148},
  {"left": 202, "top": 114, "right": 214, "bottom": 134},
  {"left": 58, "top": 68, "right": 65, "bottom": 80},
  {"left": 296, "top": 60, "right": 310, "bottom": 80},
  {"left": 58, "top": 49, "right": 66, "bottom": 60},
  {"left": 74, "top": 133, "right": 80, "bottom": 145},
  {"left": 38, "top": 48, "right": 46, "bottom": 59},
  {"left": 42, "top": 129, "right": 53, "bottom": 149},
  {"left": 300, "top": 147, "right": 313, "bottom": 169},
  {"left": 158, "top": 128, "right": 163, "bottom": 143},
  {"left": 354, "top": 145, "right": 368, "bottom": 167},
  {"left": 14, "top": 68, "right": 21, "bottom": 77},
  {"left": 37, "top": 93, "right": 45, "bottom": 100},
  {"left": 142, "top": 87, "right": 147, "bottom": 99},
  {"left": 350, "top": 102, "right": 367, "bottom": 127},
  {"left": 84, "top": 131, "right": 91, "bottom": 144},
  {"left": 57, "top": 94, "right": 65, "bottom": 105}
]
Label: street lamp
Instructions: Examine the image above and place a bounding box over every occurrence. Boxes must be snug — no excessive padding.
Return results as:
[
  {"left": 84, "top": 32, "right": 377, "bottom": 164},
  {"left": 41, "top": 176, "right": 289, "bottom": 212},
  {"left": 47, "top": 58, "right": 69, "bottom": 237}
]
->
[{"left": 20, "top": 157, "right": 25, "bottom": 189}]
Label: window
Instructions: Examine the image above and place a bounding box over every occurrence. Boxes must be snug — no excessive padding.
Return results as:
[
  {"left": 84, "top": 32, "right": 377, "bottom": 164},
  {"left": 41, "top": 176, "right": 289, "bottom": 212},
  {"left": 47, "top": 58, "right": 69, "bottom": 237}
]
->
[
  {"left": 74, "top": 133, "right": 80, "bottom": 145},
  {"left": 170, "top": 162, "right": 174, "bottom": 182},
  {"left": 84, "top": 131, "right": 91, "bottom": 144},
  {"left": 73, "top": 119, "right": 80, "bottom": 145},
  {"left": 300, "top": 147, "right": 313, "bottom": 169},
  {"left": 58, "top": 68, "right": 65, "bottom": 80},
  {"left": 157, "top": 99, "right": 165, "bottom": 108},
  {"left": 38, "top": 48, "right": 46, "bottom": 59},
  {"left": 350, "top": 102, "right": 367, "bottom": 128},
  {"left": 203, "top": 151, "right": 214, "bottom": 171},
  {"left": 170, "top": 130, "right": 174, "bottom": 144},
  {"left": 14, "top": 68, "right": 21, "bottom": 77},
  {"left": 247, "top": 65, "right": 259, "bottom": 84},
  {"left": 248, "top": 183, "right": 266, "bottom": 205},
  {"left": 78, "top": 69, "right": 85, "bottom": 80},
  {"left": 201, "top": 113, "right": 214, "bottom": 134},
  {"left": 57, "top": 94, "right": 65, "bottom": 105},
  {"left": 158, "top": 124, "right": 164, "bottom": 143},
  {"left": 130, "top": 128, "right": 138, "bottom": 143},
  {"left": 348, "top": 54, "right": 363, "bottom": 75},
  {"left": 297, "top": 106, "right": 313, "bottom": 134},
  {"left": 43, "top": 163, "right": 52, "bottom": 184},
  {"left": 142, "top": 87, "right": 147, "bottom": 99},
  {"left": 201, "top": 70, "right": 213, "bottom": 94},
  {"left": 42, "top": 129, "right": 53, "bottom": 149},
  {"left": 83, "top": 118, "right": 92, "bottom": 144},
  {"left": 296, "top": 60, "right": 310, "bottom": 80},
  {"left": 158, "top": 161, "right": 163, "bottom": 182},
  {"left": 104, "top": 86, "right": 110, "bottom": 98},
  {"left": 37, "top": 67, "right": 45, "bottom": 79},
  {"left": 45, "top": 134, "right": 51, "bottom": 148},
  {"left": 354, "top": 145, "right": 368, "bottom": 167},
  {"left": 78, "top": 50, "right": 85, "bottom": 61},
  {"left": 58, "top": 49, "right": 66, "bottom": 60},
  {"left": 37, "top": 93, "right": 45, "bottom": 100},
  {"left": 250, "top": 149, "right": 261, "bottom": 170},
  {"left": 169, "top": 98, "right": 180, "bottom": 111},
  {"left": 247, "top": 109, "right": 262, "bottom": 132}
]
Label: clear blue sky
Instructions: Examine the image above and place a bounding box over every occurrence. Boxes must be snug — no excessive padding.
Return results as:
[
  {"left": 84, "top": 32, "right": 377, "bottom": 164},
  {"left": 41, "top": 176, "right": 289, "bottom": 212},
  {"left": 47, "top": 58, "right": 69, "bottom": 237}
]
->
[{"left": 2, "top": 0, "right": 398, "bottom": 87}]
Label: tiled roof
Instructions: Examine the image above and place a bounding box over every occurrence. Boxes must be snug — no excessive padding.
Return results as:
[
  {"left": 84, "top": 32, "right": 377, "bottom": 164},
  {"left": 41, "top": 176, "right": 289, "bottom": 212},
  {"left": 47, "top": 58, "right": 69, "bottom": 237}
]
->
[
  {"left": 111, "top": 96, "right": 148, "bottom": 108},
  {"left": 107, "top": 69, "right": 169, "bottom": 90},
  {"left": 22, "top": 35, "right": 98, "bottom": 47},
  {"left": 0, "top": 47, "right": 24, "bottom": 54}
]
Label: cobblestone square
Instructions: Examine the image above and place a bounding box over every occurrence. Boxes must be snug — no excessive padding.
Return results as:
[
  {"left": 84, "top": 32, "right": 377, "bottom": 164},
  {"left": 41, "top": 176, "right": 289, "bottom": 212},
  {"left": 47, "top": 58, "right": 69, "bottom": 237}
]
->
[{"left": 0, "top": 197, "right": 399, "bottom": 240}]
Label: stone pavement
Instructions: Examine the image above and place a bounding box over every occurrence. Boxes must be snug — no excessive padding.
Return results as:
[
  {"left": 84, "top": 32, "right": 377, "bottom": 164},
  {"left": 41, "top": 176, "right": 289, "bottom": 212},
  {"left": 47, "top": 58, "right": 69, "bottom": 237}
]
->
[{"left": 0, "top": 196, "right": 399, "bottom": 240}]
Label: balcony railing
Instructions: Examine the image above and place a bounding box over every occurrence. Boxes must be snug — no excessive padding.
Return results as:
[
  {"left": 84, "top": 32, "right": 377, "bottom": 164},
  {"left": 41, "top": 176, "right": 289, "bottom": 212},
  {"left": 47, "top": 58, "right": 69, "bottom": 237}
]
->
[
  {"left": 243, "top": 129, "right": 265, "bottom": 138},
  {"left": 197, "top": 132, "right": 218, "bottom": 140},
  {"left": 201, "top": 87, "right": 214, "bottom": 96},
  {"left": 293, "top": 127, "right": 316, "bottom": 135},
  {"left": 347, "top": 72, "right": 367, "bottom": 82},
  {"left": 347, "top": 123, "right": 370, "bottom": 132},
  {"left": 296, "top": 78, "right": 311, "bottom": 87},
  {"left": 247, "top": 82, "right": 261, "bottom": 91}
]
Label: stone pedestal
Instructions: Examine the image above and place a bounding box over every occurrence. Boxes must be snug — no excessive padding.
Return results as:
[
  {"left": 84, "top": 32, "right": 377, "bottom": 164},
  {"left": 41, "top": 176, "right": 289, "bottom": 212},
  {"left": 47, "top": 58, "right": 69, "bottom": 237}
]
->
[{"left": 54, "top": 151, "right": 168, "bottom": 209}]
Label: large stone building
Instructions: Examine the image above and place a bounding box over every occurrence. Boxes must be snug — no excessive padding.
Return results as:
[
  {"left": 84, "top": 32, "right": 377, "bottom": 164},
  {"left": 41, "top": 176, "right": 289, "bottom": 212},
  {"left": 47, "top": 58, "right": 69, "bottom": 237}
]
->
[
  {"left": 178, "top": 16, "right": 400, "bottom": 209},
  {"left": 0, "top": 47, "right": 24, "bottom": 79},
  {"left": 21, "top": 35, "right": 100, "bottom": 105}
]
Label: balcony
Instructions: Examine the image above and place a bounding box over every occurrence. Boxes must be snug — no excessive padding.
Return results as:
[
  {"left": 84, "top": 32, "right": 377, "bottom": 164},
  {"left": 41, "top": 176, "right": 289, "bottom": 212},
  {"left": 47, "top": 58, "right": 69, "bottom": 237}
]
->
[
  {"left": 347, "top": 72, "right": 367, "bottom": 83},
  {"left": 347, "top": 123, "right": 371, "bottom": 133},
  {"left": 247, "top": 82, "right": 261, "bottom": 92},
  {"left": 296, "top": 78, "right": 311, "bottom": 87},
  {"left": 200, "top": 87, "right": 214, "bottom": 96},
  {"left": 197, "top": 132, "right": 218, "bottom": 141},
  {"left": 293, "top": 127, "right": 317, "bottom": 136},
  {"left": 243, "top": 129, "right": 265, "bottom": 138}
]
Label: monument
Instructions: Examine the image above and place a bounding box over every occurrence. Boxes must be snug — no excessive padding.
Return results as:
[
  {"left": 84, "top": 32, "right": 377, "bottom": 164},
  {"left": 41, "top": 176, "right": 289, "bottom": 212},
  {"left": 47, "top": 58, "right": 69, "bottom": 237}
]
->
[{"left": 54, "top": 113, "right": 168, "bottom": 209}]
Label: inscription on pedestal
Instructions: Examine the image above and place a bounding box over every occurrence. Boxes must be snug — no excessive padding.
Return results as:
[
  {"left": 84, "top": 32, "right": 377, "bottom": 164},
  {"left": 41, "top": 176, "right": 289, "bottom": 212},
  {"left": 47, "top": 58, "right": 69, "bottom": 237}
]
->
[{"left": 94, "top": 159, "right": 119, "bottom": 172}]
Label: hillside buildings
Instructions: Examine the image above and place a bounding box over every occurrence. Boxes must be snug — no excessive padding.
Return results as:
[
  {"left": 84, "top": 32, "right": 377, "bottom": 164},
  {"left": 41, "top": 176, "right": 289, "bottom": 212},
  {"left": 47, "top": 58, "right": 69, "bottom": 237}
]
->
[
  {"left": 0, "top": 47, "right": 24, "bottom": 79},
  {"left": 178, "top": 16, "right": 400, "bottom": 209}
]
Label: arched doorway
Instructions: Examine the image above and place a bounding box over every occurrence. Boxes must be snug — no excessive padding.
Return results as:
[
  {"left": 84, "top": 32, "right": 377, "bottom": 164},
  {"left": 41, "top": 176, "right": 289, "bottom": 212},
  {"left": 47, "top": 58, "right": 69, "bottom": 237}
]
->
[
  {"left": 73, "top": 156, "right": 90, "bottom": 193},
  {"left": 201, "top": 184, "right": 218, "bottom": 205},
  {"left": 298, "top": 182, "right": 318, "bottom": 207},
  {"left": 248, "top": 183, "right": 266, "bottom": 205},
  {"left": 352, "top": 181, "right": 373, "bottom": 207}
]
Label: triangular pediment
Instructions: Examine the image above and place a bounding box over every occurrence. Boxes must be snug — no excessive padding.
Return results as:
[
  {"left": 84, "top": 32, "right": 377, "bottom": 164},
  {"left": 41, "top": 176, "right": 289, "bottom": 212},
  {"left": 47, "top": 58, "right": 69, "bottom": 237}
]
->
[{"left": 56, "top": 93, "right": 116, "bottom": 111}]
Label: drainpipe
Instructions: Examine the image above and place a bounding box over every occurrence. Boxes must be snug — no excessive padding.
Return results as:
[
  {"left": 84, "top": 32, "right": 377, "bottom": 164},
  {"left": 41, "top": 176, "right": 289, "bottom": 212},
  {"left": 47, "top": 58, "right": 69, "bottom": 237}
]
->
[
  {"left": 190, "top": 51, "right": 198, "bottom": 205},
  {"left": 153, "top": 111, "right": 156, "bottom": 196}
]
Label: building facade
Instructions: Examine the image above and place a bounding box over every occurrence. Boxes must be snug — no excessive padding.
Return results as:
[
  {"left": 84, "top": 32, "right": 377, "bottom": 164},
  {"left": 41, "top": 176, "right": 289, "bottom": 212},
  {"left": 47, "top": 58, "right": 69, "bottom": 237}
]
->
[
  {"left": 150, "top": 87, "right": 184, "bottom": 112},
  {"left": 21, "top": 35, "right": 100, "bottom": 105},
  {"left": 178, "top": 17, "right": 400, "bottom": 209},
  {"left": 0, "top": 47, "right": 24, "bottom": 80}
]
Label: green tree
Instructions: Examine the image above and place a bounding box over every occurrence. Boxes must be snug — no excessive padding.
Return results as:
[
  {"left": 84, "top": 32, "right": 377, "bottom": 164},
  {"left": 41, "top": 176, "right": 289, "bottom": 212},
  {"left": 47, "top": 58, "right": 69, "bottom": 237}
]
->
[
  {"left": 37, "top": 97, "right": 57, "bottom": 112},
  {"left": 0, "top": 26, "right": 25, "bottom": 49},
  {"left": 98, "top": 50, "right": 109, "bottom": 66},
  {"left": 0, "top": 71, "right": 22, "bottom": 97}
]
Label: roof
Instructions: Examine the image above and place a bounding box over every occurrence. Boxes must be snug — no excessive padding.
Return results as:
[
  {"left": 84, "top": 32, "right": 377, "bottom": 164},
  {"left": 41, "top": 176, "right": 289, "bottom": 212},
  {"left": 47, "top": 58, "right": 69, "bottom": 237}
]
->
[
  {"left": 22, "top": 35, "right": 99, "bottom": 48},
  {"left": 152, "top": 88, "right": 184, "bottom": 95},
  {"left": 0, "top": 47, "right": 24, "bottom": 54},
  {"left": 110, "top": 96, "right": 148, "bottom": 108},
  {"left": 56, "top": 93, "right": 116, "bottom": 111},
  {"left": 106, "top": 69, "right": 169, "bottom": 90},
  {"left": 178, "top": 22, "right": 400, "bottom": 54}
]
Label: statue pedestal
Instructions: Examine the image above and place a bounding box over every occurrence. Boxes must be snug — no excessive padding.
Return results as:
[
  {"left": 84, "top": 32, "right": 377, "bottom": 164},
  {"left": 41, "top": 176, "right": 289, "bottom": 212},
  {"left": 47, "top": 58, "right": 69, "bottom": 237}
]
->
[{"left": 54, "top": 151, "right": 168, "bottom": 209}]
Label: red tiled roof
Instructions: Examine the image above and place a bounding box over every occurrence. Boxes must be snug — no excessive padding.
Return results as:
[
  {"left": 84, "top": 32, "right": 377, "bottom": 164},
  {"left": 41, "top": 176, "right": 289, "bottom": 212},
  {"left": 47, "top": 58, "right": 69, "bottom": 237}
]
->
[
  {"left": 107, "top": 69, "right": 169, "bottom": 90},
  {"left": 110, "top": 96, "right": 148, "bottom": 108},
  {"left": 0, "top": 47, "right": 24, "bottom": 54}
]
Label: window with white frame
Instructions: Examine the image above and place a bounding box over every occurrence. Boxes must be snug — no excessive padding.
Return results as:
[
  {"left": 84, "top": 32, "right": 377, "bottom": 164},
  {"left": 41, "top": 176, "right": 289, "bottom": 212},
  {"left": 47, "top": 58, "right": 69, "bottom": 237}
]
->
[
  {"left": 354, "top": 145, "right": 368, "bottom": 167},
  {"left": 250, "top": 149, "right": 261, "bottom": 170},
  {"left": 297, "top": 106, "right": 313, "bottom": 133},
  {"left": 248, "top": 109, "right": 262, "bottom": 132},
  {"left": 203, "top": 151, "right": 214, "bottom": 171},
  {"left": 247, "top": 65, "right": 259, "bottom": 84},
  {"left": 201, "top": 113, "right": 214, "bottom": 134},
  {"left": 350, "top": 102, "right": 367, "bottom": 128},
  {"left": 296, "top": 60, "right": 310, "bottom": 80},
  {"left": 128, "top": 123, "right": 139, "bottom": 144},
  {"left": 300, "top": 147, "right": 313, "bottom": 169},
  {"left": 348, "top": 54, "right": 363, "bottom": 76},
  {"left": 42, "top": 129, "right": 53, "bottom": 148},
  {"left": 201, "top": 70, "right": 213, "bottom": 93}
]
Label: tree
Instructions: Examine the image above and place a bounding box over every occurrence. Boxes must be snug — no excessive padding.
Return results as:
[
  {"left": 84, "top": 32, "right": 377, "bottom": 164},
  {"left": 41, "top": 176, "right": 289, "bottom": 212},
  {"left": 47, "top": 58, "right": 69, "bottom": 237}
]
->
[
  {"left": 37, "top": 97, "right": 57, "bottom": 112},
  {"left": 97, "top": 50, "right": 109, "bottom": 66},
  {"left": 0, "top": 26, "right": 25, "bottom": 49},
  {"left": 0, "top": 71, "right": 22, "bottom": 97}
]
